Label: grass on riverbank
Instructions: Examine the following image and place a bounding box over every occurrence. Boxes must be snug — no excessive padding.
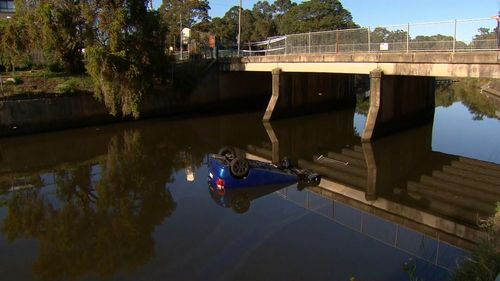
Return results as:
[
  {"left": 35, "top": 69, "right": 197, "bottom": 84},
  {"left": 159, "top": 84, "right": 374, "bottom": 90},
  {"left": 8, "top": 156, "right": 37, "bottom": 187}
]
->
[
  {"left": 0, "top": 70, "right": 93, "bottom": 98},
  {"left": 450, "top": 203, "right": 500, "bottom": 281}
]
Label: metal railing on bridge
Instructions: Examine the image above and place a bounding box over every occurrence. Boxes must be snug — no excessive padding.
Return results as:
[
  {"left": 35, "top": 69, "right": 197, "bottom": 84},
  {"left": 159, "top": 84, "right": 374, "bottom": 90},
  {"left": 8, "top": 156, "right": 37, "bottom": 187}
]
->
[{"left": 242, "top": 17, "right": 500, "bottom": 56}]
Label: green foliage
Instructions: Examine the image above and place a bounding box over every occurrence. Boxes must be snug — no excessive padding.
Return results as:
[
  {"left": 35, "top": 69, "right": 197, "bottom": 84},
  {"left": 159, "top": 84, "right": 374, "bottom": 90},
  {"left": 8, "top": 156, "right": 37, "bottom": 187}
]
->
[
  {"left": 435, "top": 79, "right": 499, "bottom": 120},
  {"left": 450, "top": 203, "right": 500, "bottom": 281},
  {"left": 55, "top": 78, "right": 78, "bottom": 94},
  {"left": 450, "top": 242, "right": 500, "bottom": 281},
  {"left": 0, "top": 130, "right": 177, "bottom": 281},
  {"left": 402, "top": 258, "right": 423, "bottom": 281},
  {"left": 37, "top": 0, "right": 86, "bottom": 73},
  {"left": 277, "top": 0, "right": 357, "bottom": 34},
  {"left": 0, "top": 17, "right": 31, "bottom": 71},
  {"left": 159, "top": 0, "right": 210, "bottom": 50},
  {"left": 208, "top": 0, "right": 357, "bottom": 49},
  {"left": 85, "top": 1, "right": 169, "bottom": 118}
]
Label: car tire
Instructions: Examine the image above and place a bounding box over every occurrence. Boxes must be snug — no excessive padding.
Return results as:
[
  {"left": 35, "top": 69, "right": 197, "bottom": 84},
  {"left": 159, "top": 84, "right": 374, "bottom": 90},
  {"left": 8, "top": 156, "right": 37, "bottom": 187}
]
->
[
  {"left": 309, "top": 175, "right": 321, "bottom": 186},
  {"left": 231, "top": 195, "right": 250, "bottom": 214},
  {"left": 218, "top": 146, "right": 236, "bottom": 158},
  {"left": 230, "top": 157, "right": 249, "bottom": 178},
  {"left": 280, "top": 157, "right": 291, "bottom": 169}
]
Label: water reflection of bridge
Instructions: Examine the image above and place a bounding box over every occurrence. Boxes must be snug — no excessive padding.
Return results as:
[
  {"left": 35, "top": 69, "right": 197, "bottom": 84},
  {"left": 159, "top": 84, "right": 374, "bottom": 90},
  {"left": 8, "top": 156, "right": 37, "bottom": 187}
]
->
[
  {"left": 242, "top": 113, "right": 500, "bottom": 250},
  {"left": 274, "top": 186, "right": 466, "bottom": 270}
]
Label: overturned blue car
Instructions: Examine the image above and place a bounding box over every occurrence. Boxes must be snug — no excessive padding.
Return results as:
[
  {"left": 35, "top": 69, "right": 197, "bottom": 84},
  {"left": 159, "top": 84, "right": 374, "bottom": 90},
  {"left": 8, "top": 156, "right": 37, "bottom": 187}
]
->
[{"left": 207, "top": 147, "right": 321, "bottom": 213}]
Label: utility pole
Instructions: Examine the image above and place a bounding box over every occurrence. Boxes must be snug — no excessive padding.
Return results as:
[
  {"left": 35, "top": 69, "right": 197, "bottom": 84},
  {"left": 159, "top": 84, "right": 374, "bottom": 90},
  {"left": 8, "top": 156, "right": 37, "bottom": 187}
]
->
[
  {"left": 237, "top": 0, "right": 242, "bottom": 56},
  {"left": 180, "top": 13, "right": 183, "bottom": 60},
  {"left": 497, "top": 10, "right": 500, "bottom": 49}
]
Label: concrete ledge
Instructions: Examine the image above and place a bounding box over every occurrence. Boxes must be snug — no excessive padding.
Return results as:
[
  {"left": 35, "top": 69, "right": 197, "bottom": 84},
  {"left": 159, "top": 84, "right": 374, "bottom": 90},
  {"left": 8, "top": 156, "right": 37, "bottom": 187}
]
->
[
  {"left": 236, "top": 51, "right": 500, "bottom": 65},
  {"left": 413, "top": 53, "right": 452, "bottom": 63},
  {"left": 233, "top": 62, "right": 499, "bottom": 78},
  {"left": 378, "top": 53, "right": 413, "bottom": 63},
  {"left": 352, "top": 53, "right": 379, "bottom": 62},
  {"left": 452, "top": 52, "right": 498, "bottom": 64},
  {"left": 323, "top": 54, "right": 353, "bottom": 62}
]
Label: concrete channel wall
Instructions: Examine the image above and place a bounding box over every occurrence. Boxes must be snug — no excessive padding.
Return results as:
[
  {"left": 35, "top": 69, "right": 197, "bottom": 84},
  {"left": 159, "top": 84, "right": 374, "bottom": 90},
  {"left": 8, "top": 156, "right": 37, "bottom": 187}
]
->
[{"left": 0, "top": 63, "right": 272, "bottom": 137}]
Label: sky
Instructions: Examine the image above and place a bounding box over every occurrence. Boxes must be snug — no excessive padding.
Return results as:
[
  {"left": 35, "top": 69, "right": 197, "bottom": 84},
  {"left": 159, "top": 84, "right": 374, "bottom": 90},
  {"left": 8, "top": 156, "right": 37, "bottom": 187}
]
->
[{"left": 205, "top": 0, "right": 499, "bottom": 25}]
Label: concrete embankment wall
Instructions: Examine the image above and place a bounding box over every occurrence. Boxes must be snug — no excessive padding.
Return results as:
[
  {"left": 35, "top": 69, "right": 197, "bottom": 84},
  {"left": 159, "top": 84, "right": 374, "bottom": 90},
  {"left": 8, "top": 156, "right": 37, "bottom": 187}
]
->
[{"left": 0, "top": 62, "right": 271, "bottom": 137}]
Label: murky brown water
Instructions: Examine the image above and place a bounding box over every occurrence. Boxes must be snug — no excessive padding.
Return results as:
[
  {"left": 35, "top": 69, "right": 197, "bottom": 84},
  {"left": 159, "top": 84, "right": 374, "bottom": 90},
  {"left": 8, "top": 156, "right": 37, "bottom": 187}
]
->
[{"left": 0, "top": 80, "right": 499, "bottom": 281}]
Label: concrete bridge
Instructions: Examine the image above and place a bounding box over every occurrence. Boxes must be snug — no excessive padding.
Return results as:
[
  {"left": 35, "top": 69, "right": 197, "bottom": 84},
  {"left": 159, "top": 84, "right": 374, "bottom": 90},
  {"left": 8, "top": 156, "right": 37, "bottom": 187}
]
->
[{"left": 223, "top": 51, "right": 500, "bottom": 140}]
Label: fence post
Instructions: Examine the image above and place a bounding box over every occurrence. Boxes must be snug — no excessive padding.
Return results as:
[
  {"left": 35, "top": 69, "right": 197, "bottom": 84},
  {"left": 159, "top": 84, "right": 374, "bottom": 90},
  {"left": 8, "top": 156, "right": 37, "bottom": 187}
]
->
[
  {"left": 336, "top": 30, "right": 339, "bottom": 53},
  {"left": 284, "top": 36, "right": 287, "bottom": 55},
  {"left": 453, "top": 19, "right": 457, "bottom": 52},
  {"left": 308, "top": 32, "right": 311, "bottom": 54},
  {"left": 368, "top": 27, "right": 371, "bottom": 52},
  {"left": 406, "top": 23, "right": 410, "bottom": 53}
]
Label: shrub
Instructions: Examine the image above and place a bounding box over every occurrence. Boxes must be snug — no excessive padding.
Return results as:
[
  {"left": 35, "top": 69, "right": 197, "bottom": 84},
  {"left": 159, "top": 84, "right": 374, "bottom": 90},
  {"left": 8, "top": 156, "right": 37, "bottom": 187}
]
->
[
  {"left": 450, "top": 203, "right": 500, "bottom": 281},
  {"left": 55, "top": 79, "right": 78, "bottom": 94}
]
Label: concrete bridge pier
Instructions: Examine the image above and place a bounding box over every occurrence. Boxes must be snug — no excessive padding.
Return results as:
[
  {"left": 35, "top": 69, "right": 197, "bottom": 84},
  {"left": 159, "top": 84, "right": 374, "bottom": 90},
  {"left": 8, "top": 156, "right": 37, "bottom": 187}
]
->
[
  {"left": 263, "top": 68, "right": 356, "bottom": 121},
  {"left": 362, "top": 69, "right": 435, "bottom": 141}
]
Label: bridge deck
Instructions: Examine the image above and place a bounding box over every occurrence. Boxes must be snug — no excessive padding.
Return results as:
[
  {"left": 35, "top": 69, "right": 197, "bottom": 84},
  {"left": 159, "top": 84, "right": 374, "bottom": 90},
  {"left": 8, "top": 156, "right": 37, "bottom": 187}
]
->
[{"left": 225, "top": 51, "right": 500, "bottom": 78}]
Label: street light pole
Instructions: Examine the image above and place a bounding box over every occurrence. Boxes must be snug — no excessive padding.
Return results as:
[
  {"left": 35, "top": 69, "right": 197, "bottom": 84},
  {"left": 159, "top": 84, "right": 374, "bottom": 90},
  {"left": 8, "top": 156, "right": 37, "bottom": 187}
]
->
[
  {"left": 180, "top": 13, "right": 183, "bottom": 60},
  {"left": 238, "top": 0, "right": 242, "bottom": 56},
  {"left": 497, "top": 10, "right": 500, "bottom": 49}
]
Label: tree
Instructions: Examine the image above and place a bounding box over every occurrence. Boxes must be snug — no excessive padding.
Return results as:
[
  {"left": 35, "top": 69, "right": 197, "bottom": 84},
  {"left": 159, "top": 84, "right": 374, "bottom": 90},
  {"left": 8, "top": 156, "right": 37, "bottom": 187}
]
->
[
  {"left": 413, "top": 34, "right": 454, "bottom": 51},
  {"left": 84, "top": 0, "right": 169, "bottom": 118},
  {"left": 0, "top": 0, "right": 41, "bottom": 70},
  {"left": 277, "top": 0, "right": 356, "bottom": 35},
  {"left": 0, "top": 19, "right": 30, "bottom": 71},
  {"left": 471, "top": 27, "right": 497, "bottom": 49},
  {"left": 272, "top": 0, "right": 295, "bottom": 16},
  {"left": 1, "top": 130, "right": 177, "bottom": 281},
  {"left": 208, "top": 16, "right": 235, "bottom": 48},
  {"left": 159, "top": 0, "right": 210, "bottom": 51},
  {"left": 251, "top": 1, "right": 276, "bottom": 41},
  {"left": 37, "top": 0, "right": 86, "bottom": 73}
]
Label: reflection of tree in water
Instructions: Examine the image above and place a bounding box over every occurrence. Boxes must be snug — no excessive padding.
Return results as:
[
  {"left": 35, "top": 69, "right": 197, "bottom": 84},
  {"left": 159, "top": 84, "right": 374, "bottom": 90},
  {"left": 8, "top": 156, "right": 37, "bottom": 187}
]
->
[
  {"left": 1, "top": 130, "right": 177, "bottom": 281},
  {"left": 436, "top": 78, "right": 500, "bottom": 120}
]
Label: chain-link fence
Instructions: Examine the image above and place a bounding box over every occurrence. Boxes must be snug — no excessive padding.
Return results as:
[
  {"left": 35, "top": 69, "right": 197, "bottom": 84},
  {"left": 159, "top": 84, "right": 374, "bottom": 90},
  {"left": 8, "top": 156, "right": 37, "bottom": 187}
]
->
[{"left": 243, "top": 17, "right": 499, "bottom": 56}]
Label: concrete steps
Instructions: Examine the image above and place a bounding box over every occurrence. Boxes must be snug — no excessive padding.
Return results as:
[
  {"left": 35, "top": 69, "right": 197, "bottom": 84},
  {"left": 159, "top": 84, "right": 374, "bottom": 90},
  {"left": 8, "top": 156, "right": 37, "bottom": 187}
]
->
[
  {"left": 450, "top": 160, "right": 500, "bottom": 178},
  {"left": 353, "top": 145, "right": 364, "bottom": 153},
  {"left": 326, "top": 152, "right": 367, "bottom": 168},
  {"left": 432, "top": 170, "right": 500, "bottom": 197},
  {"left": 407, "top": 181, "right": 494, "bottom": 214},
  {"left": 299, "top": 159, "right": 366, "bottom": 189},
  {"left": 406, "top": 157, "right": 500, "bottom": 225},
  {"left": 407, "top": 186, "right": 480, "bottom": 225},
  {"left": 246, "top": 144, "right": 272, "bottom": 160},
  {"left": 314, "top": 155, "right": 367, "bottom": 177},
  {"left": 420, "top": 175, "right": 500, "bottom": 204},
  {"left": 442, "top": 166, "right": 500, "bottom": 186},
  {"left": 340, "top": 148, "right": 364, "bottom": 160},
  {"left": 459, "top": 157, "right": 500, "bottom": 172}
]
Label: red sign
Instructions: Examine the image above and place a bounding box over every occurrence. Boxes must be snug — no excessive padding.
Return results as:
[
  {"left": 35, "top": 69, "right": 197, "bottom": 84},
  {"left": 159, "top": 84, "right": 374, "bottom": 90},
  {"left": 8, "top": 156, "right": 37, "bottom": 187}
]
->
[{"left": 209, "top": 35, "right": 215, "bottom": 49}]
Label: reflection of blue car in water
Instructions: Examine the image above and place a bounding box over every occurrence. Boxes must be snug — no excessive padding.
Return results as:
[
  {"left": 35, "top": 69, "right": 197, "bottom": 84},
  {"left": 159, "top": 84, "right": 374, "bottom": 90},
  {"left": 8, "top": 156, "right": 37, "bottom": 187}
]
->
[{"left": 207, "top": 147, "right": 321, "bottom": 213}]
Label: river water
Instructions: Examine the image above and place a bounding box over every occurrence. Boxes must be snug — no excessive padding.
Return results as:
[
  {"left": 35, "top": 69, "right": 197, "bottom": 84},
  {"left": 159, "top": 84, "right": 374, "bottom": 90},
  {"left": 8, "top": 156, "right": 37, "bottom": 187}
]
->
[{"left": 0, "top": 80, "right": 499, "bottom": 281}]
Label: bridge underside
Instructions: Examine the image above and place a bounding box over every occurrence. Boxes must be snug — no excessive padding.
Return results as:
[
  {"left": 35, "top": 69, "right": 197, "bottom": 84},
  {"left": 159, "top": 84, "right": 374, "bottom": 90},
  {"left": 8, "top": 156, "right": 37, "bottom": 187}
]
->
[{"left": 264, "top": 68, "right": 435, "bottom": 140}]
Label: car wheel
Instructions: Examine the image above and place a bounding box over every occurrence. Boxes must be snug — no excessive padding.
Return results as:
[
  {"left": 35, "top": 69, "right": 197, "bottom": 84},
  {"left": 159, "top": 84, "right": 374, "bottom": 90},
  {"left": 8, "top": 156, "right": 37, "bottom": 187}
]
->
[
  {"left": 231, "top": 195, "right": 250, "bottom": 214},
  {"left": 309, "top": 175, "right": 321, "bottom": 186},
  {"left": 280, "top": 157, "right": 291, "bottom": 169},
  {"left": 218, "top": 146, "right": 236, "bottom": 158},
  {"left": 230, "top": 157, "right": 249, "bottom": 178}
]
